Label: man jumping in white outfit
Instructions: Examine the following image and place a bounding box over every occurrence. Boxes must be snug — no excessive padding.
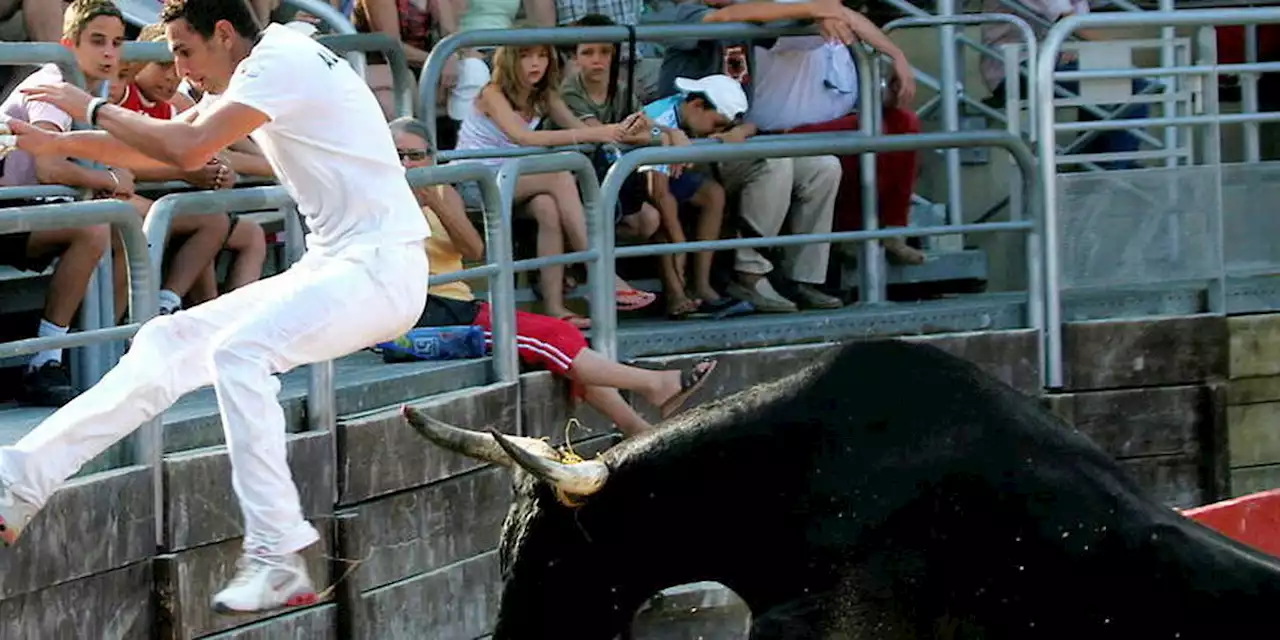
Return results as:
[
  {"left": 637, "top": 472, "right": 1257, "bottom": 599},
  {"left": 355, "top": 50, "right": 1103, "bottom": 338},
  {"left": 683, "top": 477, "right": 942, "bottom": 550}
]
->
[{"left": 0, "top": 0, "right": 430, "bottom": 614}]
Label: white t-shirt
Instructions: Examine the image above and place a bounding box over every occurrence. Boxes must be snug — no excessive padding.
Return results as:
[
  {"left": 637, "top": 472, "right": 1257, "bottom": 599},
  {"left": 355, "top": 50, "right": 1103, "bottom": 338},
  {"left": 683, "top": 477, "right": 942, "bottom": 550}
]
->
[{"left": 217, "top": 24, "right": 429, "bottom": 252}]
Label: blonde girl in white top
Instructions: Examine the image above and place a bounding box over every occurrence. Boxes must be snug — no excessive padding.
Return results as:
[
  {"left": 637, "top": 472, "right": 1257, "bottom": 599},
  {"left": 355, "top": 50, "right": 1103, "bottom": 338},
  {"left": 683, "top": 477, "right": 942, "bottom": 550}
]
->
[{"left": 457, "top": 38, "right": 656, "bottom": 328}]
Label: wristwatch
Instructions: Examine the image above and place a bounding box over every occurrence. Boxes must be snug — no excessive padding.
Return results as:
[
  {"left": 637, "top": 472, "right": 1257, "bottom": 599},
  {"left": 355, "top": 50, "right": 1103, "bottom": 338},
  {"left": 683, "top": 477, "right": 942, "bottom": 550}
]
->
[{"left": 650, "top": 126, "right": 663, "bottom": 146}]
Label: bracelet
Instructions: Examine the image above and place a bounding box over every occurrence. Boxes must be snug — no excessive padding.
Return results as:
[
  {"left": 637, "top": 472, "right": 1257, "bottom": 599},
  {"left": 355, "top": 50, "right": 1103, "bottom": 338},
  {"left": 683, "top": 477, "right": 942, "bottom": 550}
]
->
[
  {"left": 105, "top": 168, "right": 120, "bottom": 193},
  {"left": 86, "top": 97, "right": 108, "bottom": 127}
]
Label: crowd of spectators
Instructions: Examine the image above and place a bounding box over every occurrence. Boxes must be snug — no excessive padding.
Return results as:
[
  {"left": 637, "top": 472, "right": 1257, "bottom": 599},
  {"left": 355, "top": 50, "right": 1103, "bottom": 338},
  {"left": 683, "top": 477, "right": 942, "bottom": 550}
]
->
[{"left": 0, "top": 0, "right": 947, "bottom": 412}]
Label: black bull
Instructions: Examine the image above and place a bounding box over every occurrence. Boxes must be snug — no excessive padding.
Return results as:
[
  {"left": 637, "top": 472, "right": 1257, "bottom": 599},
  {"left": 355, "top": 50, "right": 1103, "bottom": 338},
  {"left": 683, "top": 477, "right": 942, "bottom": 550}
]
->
[{"left": 405, "top": 340, "right": 1280, "bottom": 639}]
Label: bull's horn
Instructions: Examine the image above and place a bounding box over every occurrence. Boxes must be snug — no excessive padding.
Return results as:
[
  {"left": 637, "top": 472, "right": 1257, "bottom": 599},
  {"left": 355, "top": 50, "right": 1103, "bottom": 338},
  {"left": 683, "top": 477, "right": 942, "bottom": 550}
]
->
[
  {"left": 401, "top": 406, "right": 556, "bottom": 466},
  {"left": 489, "top": 428, "right": 609, "bottom": 498}
]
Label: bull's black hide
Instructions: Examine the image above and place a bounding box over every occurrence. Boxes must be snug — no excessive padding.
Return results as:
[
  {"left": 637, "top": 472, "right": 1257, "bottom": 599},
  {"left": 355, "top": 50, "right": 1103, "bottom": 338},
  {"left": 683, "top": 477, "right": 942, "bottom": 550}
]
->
[{"left": 483, "top": 340, "right": 1280, "bottom": 639}]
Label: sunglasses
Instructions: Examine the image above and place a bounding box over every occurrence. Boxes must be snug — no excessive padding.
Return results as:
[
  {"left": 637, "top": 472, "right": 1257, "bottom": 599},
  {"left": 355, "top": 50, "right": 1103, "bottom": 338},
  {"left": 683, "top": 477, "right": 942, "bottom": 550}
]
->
[{"left": 398, "top": 149, "right": 429, "bottom": 161}]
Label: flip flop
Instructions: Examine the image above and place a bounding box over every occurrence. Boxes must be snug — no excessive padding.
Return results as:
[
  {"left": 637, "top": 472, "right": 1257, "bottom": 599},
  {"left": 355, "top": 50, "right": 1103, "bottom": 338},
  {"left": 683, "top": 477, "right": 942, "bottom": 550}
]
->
[
  {"left": 616, "top": 288, "right": 657, "bottom": 312},
  {"left": 666, "top": 297, "right": 703, "bottom": 320},
  {"left": 660, "top": 357, "right": 719, "bottom": 419}
]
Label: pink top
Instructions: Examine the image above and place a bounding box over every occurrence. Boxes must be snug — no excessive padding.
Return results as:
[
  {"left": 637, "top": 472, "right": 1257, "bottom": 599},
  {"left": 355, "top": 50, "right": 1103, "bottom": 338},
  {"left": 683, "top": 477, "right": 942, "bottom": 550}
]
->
[{"left": 0, "top": 64, "right": 75, "bottom": 187}]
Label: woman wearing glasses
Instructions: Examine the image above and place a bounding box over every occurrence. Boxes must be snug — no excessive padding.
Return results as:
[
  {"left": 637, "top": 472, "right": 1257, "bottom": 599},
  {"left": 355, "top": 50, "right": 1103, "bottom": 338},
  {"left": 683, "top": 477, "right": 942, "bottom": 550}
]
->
[{"left": 386, "top": 116, "right": 718, "bottom": 437}]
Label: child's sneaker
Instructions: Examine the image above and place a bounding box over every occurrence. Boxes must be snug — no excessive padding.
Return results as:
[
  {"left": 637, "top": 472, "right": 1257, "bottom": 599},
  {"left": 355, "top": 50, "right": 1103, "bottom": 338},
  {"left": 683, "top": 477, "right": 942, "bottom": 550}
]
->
[
  {"left": 0, "top": 480, "right": 39, "bottom": 546},
  {"left": 212, "top": 550, "right": 318, "bottom": 614}
]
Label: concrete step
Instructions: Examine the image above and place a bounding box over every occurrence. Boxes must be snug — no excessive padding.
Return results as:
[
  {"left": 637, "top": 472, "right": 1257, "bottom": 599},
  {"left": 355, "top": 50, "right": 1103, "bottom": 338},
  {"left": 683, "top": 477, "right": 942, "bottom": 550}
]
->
[{"left": 840, "top": 248, "right": 989, "bottom": 288}]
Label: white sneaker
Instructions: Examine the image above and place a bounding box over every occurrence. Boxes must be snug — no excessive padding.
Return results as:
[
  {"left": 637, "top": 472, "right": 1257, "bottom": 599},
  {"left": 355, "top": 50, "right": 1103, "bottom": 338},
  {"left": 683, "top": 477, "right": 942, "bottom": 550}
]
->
[
  {"left": 211, "top": 551, "right": 318, "bottom": 614},
  {"left": 0, "top": 480, "right": 39, "bottom": 547}
]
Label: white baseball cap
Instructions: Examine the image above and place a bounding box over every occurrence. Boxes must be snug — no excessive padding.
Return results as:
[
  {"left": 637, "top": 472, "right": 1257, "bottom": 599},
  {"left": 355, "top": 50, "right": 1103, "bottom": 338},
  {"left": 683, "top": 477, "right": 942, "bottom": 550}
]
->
[
  {"left": 448, "top": 57, "right": 492, "bottom": 121},
  {"left": 674, "top": 75, "right": 749, "bottom": 121}
]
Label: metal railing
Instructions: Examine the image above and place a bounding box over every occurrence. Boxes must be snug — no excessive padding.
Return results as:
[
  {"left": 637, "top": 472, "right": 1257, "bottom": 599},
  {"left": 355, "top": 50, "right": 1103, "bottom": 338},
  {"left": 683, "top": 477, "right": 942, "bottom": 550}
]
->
[
  {"left": 418, "top": 22, "right": 888, "bottom": 307},
  {"left": 113, "top": 0, "right": 365, "bottom": 77},
  {"left": 0, "top": 199, "right": 161, "bottom": 540},
  {"left": 0, "top": 42, "right": 88, "bottom": 89},
  {"left": 138, "top": 188, "right": 343, "bottom": 442},
  {"left": 403, "top": 164, "right": 515, "bottom": 381},
  {"left": 316, "top": 33, "right": 415, "bottom": 118},
  {"left": 592, "top": 131, "right": 1044, "bottom": 368},
  {"left": 417, "top": 22, "right": 869, "bottom": 153},
  {"left": 880, "top": 12, "right": 1038, "bottom": 233},
  {"left": 1036, "top": 6, "right": 1280, "bottom": 390}
]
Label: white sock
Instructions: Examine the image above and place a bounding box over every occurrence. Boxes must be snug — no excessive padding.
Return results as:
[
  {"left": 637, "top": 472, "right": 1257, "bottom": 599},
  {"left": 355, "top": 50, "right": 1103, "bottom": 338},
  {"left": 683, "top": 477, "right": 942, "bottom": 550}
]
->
[
  {"left": 29, "top": 319, "right": 67, "bottom": 371},
  {"left": 158, "top": 289, "right": 183, "bottom": 314}
]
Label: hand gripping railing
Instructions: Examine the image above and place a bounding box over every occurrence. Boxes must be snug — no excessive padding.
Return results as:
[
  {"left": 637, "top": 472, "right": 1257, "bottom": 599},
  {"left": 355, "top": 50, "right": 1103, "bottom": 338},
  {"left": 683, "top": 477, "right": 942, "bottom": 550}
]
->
[
  {"left": 316, "top": 33, "right": 415, "bottom": 118},
  {"left": 1036, "top": 6, "right": 1280, "bottom": 391},
  {"left": 0, "top": 42, "right": 88, "bottom": 89},
  {"left": 401, "top": 163, "right": 515, "bottom": 381},
  {"left": 418, "top": 22, "right": 850, "bottom": 152},
  {"left": 0, "top": 199, "right": 161, "bottom": 540},
  {"left": 593, "top": 131, "right": 1045, "bottom": 371}
]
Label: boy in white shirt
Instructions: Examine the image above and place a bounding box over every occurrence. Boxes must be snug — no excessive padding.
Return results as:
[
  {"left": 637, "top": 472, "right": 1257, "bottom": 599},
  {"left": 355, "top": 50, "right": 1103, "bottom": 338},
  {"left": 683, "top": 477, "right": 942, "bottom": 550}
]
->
[{"left": 1, "top": 0, "right": 429, "bottom": 614}]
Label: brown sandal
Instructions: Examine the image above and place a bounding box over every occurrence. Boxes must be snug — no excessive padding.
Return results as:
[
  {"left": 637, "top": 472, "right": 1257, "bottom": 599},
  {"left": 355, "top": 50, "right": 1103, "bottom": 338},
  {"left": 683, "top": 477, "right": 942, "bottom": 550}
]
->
[{"left": 660, "top": 358, "right": 718, "bottom": 419}]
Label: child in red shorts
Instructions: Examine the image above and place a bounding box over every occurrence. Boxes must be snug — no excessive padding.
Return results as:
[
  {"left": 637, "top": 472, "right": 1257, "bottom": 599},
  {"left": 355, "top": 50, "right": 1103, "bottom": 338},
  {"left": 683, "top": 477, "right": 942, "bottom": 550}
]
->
[{"left": 389, "top": 117, "right": 718, "bottom": 437}]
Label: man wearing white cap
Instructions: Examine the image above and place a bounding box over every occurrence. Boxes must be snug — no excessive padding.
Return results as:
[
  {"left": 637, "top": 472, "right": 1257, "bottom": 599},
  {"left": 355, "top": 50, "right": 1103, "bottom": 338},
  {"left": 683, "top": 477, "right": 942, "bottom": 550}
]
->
[{"left": 649, "top": 0, "right": 864, "bottom": 312}]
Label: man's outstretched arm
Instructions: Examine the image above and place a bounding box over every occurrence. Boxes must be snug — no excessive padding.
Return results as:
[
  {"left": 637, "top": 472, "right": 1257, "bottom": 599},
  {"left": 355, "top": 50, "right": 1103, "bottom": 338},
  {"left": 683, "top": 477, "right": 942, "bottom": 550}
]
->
[
  {"left": 15, "top": 81, "right": 268, "bottom": 172},
  {"left": 91, "top": 99, "right": 267, "bottom": 171}
]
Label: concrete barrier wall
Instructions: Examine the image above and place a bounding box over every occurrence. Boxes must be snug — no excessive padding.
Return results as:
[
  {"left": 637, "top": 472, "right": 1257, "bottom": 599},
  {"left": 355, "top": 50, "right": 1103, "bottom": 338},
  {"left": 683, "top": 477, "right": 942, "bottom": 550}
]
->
[
  {"left": 0, "top": 320, "right": 1252, "bottom": 639},
  {"left": 1227, "top": 313, "right": 1280, "bottom": 496}
]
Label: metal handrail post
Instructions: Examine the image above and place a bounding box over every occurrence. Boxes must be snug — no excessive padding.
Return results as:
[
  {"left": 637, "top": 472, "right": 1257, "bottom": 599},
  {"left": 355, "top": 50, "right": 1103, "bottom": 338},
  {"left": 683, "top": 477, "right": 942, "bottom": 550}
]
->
[
  {"left": 850, "top": 44, "right": 884, "bottom": 305},
  {"left": 1197, "top": 27, "right": 1227, "bottom": 316},
  {"left": 489, "top": 152, "right": 606, "bottom": 361},
  {"left": 1035, "top": 6, "right": 1280, "bottom": 390},
  {"left": 1243, "top": 25, "right": 1262, "bottom": 162},
  {"left": 401, "top": 165, "right": 510, "bottom": 375},
  {"left": 936, "top": 0, "right": 963, "bottom": 230},
  {"left": 316, "top": 33, "right": 414, "bottom": 118}
]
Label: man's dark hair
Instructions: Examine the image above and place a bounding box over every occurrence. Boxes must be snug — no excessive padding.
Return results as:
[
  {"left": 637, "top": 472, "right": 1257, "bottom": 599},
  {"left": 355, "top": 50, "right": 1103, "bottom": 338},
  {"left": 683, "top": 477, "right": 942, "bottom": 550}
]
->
[
  {"left": 160, "top": 0, "right": 260, "bottom": 39},
  {"left": 570, "top": 13, "right": 616, "bottom": 28}
]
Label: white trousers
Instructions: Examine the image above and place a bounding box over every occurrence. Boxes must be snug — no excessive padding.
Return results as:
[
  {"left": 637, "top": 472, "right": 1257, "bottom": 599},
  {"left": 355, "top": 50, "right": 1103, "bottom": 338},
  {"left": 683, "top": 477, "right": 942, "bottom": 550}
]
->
[{"left": 0, "top": 241, "right": 429, "bottom": 554}]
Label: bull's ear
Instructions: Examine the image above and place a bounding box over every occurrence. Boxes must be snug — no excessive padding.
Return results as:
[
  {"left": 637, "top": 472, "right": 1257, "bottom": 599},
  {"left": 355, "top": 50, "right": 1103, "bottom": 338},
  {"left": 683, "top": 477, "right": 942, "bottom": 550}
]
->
[
  {"left": 402, "top": 406, "right": 557, "bottom": 466},
  {"left": 489, "top": 429, "right": 609, "bottom": 501}
]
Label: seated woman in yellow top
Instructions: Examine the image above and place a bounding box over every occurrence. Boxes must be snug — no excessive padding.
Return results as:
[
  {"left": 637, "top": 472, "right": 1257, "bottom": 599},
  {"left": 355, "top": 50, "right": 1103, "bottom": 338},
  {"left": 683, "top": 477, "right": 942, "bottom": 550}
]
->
[{"left": 389, "top": 117, "right": 717, "bottom": 436}]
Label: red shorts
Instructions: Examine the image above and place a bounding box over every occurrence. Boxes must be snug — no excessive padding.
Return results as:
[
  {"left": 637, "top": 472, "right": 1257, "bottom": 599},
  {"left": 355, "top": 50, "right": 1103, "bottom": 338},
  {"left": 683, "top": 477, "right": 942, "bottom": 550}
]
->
[{"left": 473, "top": 302, "right": 588, "bottom": 377}]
